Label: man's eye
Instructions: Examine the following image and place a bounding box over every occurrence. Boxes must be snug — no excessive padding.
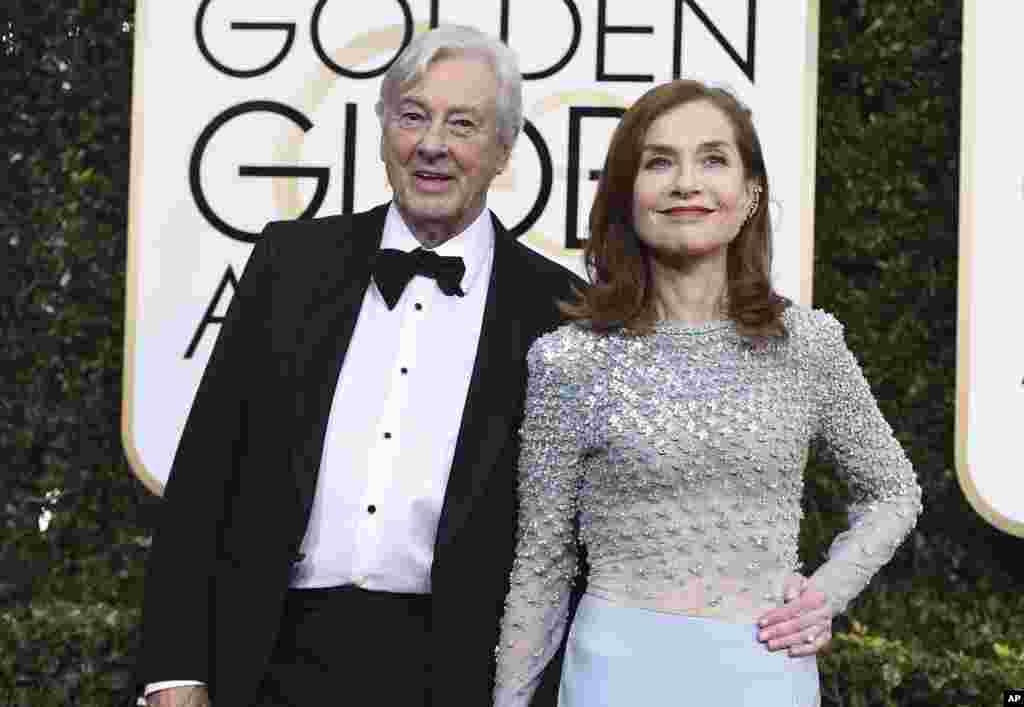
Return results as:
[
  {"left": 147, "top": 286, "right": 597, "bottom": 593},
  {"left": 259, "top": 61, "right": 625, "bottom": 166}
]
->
[
  {"left": 449, "top": 119, "right": 477, "bottom": 133},
  {"left": 398, "top": 112, "right": 425, "bottom": 125}
]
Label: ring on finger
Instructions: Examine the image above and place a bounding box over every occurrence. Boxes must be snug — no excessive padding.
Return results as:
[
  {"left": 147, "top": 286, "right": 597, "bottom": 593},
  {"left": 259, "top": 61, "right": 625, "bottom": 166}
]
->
[{"left": 814, "top": 624, "right": 832, "bottom": 644}]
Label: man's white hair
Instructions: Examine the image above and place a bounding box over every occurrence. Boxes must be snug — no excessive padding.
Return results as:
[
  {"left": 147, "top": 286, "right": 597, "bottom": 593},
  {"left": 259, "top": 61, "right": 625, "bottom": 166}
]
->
[{"left": 375, "top": 25, "right": 523, "bottom": 149}]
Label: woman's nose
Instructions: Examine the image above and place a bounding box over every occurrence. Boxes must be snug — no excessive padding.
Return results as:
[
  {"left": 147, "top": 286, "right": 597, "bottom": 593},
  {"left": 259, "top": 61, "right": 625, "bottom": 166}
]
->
[{"left": 674, "top": 161, "right": 699, "bottom": 193}]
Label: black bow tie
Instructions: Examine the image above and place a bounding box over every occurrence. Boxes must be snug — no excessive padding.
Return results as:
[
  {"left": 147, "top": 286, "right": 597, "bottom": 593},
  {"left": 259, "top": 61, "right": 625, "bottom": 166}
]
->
[{"left": 372, "top": 248, "right": 466, "bottom": 310}]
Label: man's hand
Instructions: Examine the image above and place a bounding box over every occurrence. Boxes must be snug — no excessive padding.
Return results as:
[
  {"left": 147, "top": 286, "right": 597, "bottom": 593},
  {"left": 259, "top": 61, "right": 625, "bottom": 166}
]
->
[
  {"left": 756, "top": 574, "right": 832, "bottom": 657},
  {"left": 145, "top": 686, "right": 211, "bottom": 707}
]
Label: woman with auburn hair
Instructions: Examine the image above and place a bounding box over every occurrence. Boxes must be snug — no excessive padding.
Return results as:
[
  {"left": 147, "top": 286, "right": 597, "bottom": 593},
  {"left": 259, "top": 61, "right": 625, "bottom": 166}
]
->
[{"left": 493, "top": 80, "right": 921, "bottom": 706}]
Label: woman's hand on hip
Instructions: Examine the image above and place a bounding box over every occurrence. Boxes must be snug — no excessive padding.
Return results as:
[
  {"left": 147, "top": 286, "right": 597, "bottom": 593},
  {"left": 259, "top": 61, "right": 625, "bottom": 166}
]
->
[{"left": 755, "top": 574, "right": 832, "bottom": 657}]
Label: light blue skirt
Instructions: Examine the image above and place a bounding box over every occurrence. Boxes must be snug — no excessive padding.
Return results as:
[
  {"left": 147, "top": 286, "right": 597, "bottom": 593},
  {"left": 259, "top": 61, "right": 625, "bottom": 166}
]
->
[{"left": 559, "top": 594, "right": 820, "bottom": 707}]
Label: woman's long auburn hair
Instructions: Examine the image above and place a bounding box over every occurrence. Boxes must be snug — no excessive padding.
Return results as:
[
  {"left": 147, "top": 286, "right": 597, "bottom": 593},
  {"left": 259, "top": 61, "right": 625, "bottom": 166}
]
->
[{"left": 562, "top": 80, "right": 788, "bottom": 337}]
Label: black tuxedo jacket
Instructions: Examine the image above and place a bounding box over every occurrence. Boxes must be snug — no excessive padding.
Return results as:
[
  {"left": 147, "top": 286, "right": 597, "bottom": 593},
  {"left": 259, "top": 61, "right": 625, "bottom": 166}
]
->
[{"left": 139, "top": 204, "right": 583, "bottom": 706}]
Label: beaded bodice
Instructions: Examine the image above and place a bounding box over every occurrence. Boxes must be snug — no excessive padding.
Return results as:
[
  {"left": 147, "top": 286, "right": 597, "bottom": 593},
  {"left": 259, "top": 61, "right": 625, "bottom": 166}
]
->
[{"left": 492, "top": 306, "right": 922, "bottom": 706}]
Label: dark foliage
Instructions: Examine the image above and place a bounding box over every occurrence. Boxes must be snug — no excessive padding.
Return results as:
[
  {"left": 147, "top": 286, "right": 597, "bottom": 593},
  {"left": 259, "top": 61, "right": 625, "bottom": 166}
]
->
[
  {"left": 2, "top": 1, "right": 1021, "bottom": 705},
  {"left": 2, "top": 2, "right": 153, "bottom": 704}
]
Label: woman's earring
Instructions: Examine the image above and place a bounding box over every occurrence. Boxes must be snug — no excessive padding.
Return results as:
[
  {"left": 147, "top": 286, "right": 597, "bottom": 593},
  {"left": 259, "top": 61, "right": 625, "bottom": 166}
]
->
[{"left": 744, "top": 185, "right": 763, "bottom": 224}]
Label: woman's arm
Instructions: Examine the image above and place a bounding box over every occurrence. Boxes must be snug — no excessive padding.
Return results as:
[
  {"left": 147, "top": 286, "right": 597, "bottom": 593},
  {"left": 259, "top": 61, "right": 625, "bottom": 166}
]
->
[
  {"left": 493, "top": 331, "right": 588, "bottom": 707},
  {"left": 807, "top": 312, "right": 923, "bottom": 615}
]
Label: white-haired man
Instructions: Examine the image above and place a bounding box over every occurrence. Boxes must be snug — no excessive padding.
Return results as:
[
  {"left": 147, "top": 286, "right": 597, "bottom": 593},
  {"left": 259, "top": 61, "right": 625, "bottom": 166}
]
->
[{"left": 139, "top": 25, "right": 828, "bottom": 707}]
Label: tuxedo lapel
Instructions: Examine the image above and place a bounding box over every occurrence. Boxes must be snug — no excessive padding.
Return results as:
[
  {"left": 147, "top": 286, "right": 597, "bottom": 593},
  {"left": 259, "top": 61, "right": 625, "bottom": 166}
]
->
[
  {"left": 290, "top": 204, "right": 388, "bottom": 527},
  {"left": 434, "top": 216, "right": 529, "bottom": 552}
]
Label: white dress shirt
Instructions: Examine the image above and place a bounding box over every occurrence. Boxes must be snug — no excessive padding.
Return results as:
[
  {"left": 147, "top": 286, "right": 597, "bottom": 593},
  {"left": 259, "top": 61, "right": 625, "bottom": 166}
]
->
[
  {"left": 291, "top": 204, "right": 493, "bottom": 590},
  {"left": 144, "top": 205, "right": 495, "bottom": 698}
]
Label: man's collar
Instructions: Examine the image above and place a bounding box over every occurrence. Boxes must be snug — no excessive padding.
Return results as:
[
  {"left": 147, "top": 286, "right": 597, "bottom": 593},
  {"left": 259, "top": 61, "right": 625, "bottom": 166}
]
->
[{"left": 382, "top": 204, "right": 495, "bottom": 294}]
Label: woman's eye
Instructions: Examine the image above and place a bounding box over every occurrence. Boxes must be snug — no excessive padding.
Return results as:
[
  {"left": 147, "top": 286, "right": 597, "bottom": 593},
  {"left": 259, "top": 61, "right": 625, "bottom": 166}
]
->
[
  {"left": 644, "top": 157, "right": 670, "bottom": 169},
  {"left": 704, "top": 154, "right": 728, "bottom": 167}
]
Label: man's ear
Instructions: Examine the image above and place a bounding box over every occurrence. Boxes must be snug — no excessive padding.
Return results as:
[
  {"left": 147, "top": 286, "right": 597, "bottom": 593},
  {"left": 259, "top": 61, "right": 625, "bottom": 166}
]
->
[
  {"left": 379, "top": 133, "right": 392, "bottom": 188},
  {"left": 495, "top": 142, "right": 512, "bottom": 174}
]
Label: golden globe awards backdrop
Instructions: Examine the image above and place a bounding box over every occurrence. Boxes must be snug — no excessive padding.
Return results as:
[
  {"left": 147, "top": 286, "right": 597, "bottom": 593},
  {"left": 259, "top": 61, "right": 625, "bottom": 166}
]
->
[
  {"left": 956, "top": 0, "right": 1024, "bottom": 537},
  {"left": 124, "top": 0, "right": 821, "bottom": 493}
]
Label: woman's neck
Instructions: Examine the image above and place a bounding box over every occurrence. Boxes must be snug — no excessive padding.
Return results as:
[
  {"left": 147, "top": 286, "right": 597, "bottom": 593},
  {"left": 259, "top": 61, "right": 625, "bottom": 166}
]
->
[{"left": 648, "top": 250, "right": 729, "bottom": 325}]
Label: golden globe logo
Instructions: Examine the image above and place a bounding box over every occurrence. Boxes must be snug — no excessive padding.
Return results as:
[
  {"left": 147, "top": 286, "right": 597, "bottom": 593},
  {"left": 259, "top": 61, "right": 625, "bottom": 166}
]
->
[{"left": 125, "top": 0, "right": 818, "bottom": 491}]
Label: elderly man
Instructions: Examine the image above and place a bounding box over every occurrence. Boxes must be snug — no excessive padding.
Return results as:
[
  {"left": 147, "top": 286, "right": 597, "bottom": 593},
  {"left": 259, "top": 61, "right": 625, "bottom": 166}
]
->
[{"left": 139, "top": 25, "right": 828, "bottom": 707}]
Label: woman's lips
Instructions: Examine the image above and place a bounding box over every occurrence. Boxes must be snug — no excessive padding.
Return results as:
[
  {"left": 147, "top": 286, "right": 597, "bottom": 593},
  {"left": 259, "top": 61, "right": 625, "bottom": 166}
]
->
[{"left": 661, "top": 206, "right": 715, "bottom": 216}]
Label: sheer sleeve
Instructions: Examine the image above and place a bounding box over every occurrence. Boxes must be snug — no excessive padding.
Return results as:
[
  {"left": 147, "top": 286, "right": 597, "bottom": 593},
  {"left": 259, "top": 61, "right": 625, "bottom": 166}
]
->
[
  {"left": 493, "top": 331, "right": 588, "bottom": 707},
  {"left": 808, "top": 313, "right": 923, "bottom": 615}
]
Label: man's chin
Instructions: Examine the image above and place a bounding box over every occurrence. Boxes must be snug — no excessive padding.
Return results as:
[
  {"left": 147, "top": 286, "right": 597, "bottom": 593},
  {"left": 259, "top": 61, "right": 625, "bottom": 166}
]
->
[
  {"left": 400, "top": 187, "right": 458, "bottom": 209},
  {"left": 400, "top": 204, "right": 458, "bottom": 225}
]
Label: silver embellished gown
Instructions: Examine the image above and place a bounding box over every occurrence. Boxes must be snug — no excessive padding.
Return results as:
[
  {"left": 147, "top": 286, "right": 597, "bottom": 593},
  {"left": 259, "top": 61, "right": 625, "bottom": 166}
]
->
[{"left": 493, "top": 306, "right": 922, "bottom": 707}]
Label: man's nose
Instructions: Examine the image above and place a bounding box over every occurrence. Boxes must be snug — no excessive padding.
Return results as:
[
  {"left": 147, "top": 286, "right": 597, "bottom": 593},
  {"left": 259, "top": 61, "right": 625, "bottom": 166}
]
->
[{"left": 416, "top": 120, "right": 449, "bottom": 160}]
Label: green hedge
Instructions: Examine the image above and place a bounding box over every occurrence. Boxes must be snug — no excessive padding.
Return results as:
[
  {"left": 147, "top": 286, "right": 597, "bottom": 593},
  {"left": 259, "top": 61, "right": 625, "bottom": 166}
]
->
[
  {"left": 819, "top": 580, "right": 1024, "bottom": 706},
  {"left": 4, "top": 1, "right": 1023, "bottom": 706},
  {"left": 1, "top": 600, "right": 139, "bottom": 707}
]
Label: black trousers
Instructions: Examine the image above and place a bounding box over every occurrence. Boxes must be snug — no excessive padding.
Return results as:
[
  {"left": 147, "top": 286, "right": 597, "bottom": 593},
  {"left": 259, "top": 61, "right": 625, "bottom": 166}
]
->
[{"left": 253, "top": 586, "right": 433, "bottom": 707}]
